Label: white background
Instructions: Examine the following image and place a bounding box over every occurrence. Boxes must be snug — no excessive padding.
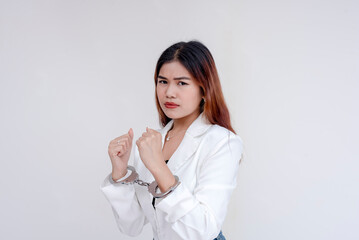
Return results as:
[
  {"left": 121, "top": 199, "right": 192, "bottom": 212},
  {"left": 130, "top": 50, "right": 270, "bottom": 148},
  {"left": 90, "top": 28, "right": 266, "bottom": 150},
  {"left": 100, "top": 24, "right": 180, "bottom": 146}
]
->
[{"left": 0, "top": 0, "right": 358, "bottom": 239}]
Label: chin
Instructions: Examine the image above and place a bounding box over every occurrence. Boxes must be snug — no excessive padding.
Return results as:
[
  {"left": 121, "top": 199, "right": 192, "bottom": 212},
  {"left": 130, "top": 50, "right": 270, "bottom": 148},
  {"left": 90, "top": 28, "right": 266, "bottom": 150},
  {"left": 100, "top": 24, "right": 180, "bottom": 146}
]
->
[
  {"left": 162, "top": 111, "right": 183, "bottom": 120},
  {"left": 164, "top": 113, "right": 179, "bottom": 119}
]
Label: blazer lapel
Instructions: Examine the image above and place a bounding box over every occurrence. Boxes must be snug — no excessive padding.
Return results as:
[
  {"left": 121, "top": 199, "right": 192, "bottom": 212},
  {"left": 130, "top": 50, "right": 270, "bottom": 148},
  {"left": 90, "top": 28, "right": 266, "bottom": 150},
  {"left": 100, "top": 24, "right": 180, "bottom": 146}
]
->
[{"left": 158, "top": 113, "right": 212, "bottom": 173}]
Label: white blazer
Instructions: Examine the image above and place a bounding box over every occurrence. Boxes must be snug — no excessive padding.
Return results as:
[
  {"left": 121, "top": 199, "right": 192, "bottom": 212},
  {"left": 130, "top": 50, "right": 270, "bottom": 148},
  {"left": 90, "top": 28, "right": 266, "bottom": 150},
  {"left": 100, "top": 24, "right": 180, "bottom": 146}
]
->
[{"left": 101, "top": 113, "right": 243, "bottom": 240}]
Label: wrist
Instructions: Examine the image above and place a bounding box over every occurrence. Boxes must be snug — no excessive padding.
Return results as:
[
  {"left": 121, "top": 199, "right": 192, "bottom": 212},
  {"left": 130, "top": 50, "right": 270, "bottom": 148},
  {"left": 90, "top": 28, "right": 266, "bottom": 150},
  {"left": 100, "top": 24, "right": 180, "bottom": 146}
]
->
[
  {"left": 149, "top": 175, "right": 180, "bottom": 199},
  {"left": 112, "top": 167, "right": 128, "bottom": 181},
  {"left": 151, "top": 164, "right": 176, "bottom": 193},
  {"left": 148, "top": 159, "right": 167, "bottom": 177}
]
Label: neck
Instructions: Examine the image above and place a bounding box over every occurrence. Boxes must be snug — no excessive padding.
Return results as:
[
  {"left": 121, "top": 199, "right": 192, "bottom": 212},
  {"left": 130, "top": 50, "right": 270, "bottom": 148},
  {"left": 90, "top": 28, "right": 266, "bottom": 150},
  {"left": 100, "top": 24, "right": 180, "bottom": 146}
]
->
[{"left": 171, "top": 110, "right": 201, "bottom": 133}]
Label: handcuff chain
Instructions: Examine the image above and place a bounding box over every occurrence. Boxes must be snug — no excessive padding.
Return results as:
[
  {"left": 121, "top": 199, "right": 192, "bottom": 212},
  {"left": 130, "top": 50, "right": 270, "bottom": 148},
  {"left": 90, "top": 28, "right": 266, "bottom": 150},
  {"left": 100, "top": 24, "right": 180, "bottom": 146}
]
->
[
  {"left": 135, "top": 179, "right": 150, "bottom": 187},
  {"left": 111, "top": 165, "right": 180, "bottom": 198}
]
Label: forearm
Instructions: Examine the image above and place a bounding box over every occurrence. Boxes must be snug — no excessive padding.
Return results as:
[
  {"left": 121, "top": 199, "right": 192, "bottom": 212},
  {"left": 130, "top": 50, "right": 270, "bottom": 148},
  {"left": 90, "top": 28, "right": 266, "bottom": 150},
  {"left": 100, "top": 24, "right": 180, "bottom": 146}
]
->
[
  {"left": 150, "top": 160, "right": 176, "bottom": 193},
  {"left": 111, "top": 160, "right": 129, "bottom": 181}
]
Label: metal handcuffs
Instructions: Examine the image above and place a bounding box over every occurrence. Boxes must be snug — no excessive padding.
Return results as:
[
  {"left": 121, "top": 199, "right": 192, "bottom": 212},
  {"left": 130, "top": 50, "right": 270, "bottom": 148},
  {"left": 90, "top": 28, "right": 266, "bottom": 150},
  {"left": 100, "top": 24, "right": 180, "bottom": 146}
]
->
[{"left": 109, "top": 166, "right": 180, "bottom": 198}]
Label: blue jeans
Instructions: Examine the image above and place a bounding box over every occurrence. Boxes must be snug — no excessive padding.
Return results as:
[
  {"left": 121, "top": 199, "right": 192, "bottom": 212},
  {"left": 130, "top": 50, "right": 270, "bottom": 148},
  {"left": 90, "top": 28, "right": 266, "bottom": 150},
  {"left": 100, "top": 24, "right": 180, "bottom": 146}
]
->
[{"left": 214, "top": 230, "right": 226, "bottom": 240}]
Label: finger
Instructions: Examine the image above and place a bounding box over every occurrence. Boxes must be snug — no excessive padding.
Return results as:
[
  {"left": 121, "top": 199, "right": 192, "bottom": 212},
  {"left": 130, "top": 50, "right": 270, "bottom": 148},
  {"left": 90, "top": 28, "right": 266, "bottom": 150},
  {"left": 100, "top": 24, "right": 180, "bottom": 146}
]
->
[
  {"left": 115, "top": 144, "right": 126, "bottom": 153},
  {"left": 113, "top": 134, "right": 131, "bottom": 144},
  {"left": 118, "top": 138, "right": 129, "bottom": 148},
  {"left": 128, "top": 128, "right": 134, "bottom": 140},
  {"left": 136, "top": 138, "right": 144, "bottom": 147},
  {"left": 111, "top": 138, "right": 128, "bottom": 148},
  {"left": 146, "top": 127, "right": 158, "bottom": 135},
  {"left": 120, "top": 138, "right": 129, "bottom": 150},
  {"left": 112, "top": 141, "right": 127, "bottom": 152},
  {"left": 142, "top": 131, "right": 151, "bottom": 137},
  {"left": 109, "top": 145, "right": 124, "bottom": 157},
  {"left": 115, "top": 138, "right": 127, "bottom": 144}
]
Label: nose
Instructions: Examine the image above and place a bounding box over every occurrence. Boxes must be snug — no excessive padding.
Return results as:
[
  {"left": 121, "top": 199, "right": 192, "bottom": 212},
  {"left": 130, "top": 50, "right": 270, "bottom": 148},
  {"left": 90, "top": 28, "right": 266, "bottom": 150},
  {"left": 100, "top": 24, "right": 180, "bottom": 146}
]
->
[{"left": 165, "top": 82, "right": 176, "bottom": 99}]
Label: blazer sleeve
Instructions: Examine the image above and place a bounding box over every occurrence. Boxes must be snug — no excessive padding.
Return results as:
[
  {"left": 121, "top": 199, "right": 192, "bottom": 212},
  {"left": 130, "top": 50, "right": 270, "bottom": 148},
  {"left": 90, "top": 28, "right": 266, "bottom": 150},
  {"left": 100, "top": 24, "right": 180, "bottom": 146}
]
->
[
  {"left": 101, "top": 173, "right": 148, "bottom": 236},
  {"left": 155, "top": 132, "right": 243, "bottom": 240}
]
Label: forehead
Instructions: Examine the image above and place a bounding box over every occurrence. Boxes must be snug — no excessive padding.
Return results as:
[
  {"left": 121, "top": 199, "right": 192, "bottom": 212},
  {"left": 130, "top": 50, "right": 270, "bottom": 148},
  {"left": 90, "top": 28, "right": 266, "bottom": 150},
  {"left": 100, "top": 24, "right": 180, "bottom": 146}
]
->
[{"left": 158, "top": 61, "right": 191, "bottom": 78}]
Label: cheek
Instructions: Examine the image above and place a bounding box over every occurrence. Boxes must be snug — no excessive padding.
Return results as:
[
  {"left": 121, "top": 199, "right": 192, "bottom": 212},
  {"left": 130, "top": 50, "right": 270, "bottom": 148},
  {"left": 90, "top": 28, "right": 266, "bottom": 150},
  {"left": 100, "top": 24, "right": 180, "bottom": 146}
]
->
[
  {"left": 186, "top": 88, "right": 202, "bottom": 103},
  {"left": 156, "top": 87, "right": 163, "bottom": 98},
  {"left": 192, "top": 87, "right": 202, "bottom": 100}
]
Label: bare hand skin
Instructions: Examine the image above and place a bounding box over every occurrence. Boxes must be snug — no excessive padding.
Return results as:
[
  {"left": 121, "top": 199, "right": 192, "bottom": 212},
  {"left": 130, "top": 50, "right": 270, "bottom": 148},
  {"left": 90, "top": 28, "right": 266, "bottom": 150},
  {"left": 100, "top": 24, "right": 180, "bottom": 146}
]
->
[
  {"left": 136, "top": 127, "right": 176, "bottom": 192},
  {"left": 136, "top": 127, "right": 164, "bottom": 172},
  {"left": 108, "top": 127, "right": 175, "bottom": 191},
  {"left": 108, "top": 128, "right": 134, "bottom": 181}
]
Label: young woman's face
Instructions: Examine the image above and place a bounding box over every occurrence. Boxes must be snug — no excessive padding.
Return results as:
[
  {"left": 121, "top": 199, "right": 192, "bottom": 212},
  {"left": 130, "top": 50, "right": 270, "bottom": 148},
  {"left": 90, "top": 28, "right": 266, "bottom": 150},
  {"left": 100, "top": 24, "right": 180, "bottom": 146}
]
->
[{"left": 156, "top": 61, "right": 203, "bottom": 120}]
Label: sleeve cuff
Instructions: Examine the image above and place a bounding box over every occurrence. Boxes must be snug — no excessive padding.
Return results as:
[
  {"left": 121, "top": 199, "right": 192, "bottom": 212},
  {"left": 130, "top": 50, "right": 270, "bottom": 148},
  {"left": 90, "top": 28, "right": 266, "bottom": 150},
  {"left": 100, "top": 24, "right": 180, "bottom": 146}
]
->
[{"left": 155, "top": 182, "right": 199, "bottom": 223}]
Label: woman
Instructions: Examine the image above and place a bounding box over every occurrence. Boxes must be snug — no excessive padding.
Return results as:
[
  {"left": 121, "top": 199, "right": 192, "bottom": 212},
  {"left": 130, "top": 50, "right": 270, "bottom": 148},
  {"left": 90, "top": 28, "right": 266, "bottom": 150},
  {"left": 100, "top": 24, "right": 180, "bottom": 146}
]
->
[{"left": 101, "top": 41, "right": 243, "bottom": 240}]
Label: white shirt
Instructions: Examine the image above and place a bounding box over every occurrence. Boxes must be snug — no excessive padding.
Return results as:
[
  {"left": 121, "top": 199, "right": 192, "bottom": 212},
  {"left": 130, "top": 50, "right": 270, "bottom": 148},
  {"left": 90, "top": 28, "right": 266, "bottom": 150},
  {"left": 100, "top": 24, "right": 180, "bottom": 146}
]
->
[{"left": 101, "top": 113, "right": 243, "bottom": 240}]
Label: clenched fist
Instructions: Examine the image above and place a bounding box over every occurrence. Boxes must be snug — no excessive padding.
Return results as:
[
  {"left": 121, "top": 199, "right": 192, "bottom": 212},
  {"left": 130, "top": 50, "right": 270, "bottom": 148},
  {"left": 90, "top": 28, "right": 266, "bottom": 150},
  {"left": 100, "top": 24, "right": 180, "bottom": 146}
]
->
[
  {"left": 136, "top": 127, "right": 164, "bottom": 173},
  {"left": 108, "top": 128, "right": 134, "bottom": 181}
]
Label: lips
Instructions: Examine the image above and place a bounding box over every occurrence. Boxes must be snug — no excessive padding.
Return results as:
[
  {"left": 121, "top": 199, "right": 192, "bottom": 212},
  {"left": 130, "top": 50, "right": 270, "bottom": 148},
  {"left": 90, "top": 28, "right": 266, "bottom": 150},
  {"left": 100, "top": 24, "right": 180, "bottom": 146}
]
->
[{"left": 164, "top": 102, "right": 179, "bottom": 108}]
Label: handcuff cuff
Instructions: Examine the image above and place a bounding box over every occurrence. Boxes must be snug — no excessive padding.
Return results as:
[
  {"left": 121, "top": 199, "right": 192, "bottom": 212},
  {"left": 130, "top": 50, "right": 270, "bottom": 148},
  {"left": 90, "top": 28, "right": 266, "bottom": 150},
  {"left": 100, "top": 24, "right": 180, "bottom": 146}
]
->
[{"left": 109, "top": 166, "right": 181, "bottom": 198}]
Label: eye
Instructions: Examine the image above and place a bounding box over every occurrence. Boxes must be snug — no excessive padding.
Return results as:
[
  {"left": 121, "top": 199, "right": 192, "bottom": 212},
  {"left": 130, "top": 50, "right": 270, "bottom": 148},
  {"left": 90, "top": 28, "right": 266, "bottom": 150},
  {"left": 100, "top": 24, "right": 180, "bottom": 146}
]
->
[
  {"left": 178, "top": 81, "right": 188, "bottom": 86},
  {"left": 158, "top": 80, "right": 167, "bottom": 84}
]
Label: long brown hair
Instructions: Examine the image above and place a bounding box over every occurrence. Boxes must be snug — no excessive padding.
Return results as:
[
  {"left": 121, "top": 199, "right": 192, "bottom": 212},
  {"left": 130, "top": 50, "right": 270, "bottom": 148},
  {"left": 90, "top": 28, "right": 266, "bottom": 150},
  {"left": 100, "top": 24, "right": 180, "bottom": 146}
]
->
[{"left": 154, "top": 40, "right": 236, "bottom": 134}]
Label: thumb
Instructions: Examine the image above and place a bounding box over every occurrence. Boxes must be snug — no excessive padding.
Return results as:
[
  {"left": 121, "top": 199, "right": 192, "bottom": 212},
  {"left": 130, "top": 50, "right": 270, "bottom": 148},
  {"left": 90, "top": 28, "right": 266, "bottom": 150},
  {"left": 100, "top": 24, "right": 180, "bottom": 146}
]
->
[{"left": 128, "top": 128, "right": 134, "bottom": 140}]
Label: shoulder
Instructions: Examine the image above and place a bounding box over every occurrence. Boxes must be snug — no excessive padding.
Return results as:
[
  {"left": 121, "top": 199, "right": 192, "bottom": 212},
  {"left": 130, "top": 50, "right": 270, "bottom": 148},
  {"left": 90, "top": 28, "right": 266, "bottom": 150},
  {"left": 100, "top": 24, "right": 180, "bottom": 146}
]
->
[
  {"left": 205, "top": 124, "right": 243, "bottom": 144},
  {"left": 195, "top": 124, "right": 243, "bottom": 170},
  {"left": 198, "top": 124, "right": 243, "bottom": 156}
]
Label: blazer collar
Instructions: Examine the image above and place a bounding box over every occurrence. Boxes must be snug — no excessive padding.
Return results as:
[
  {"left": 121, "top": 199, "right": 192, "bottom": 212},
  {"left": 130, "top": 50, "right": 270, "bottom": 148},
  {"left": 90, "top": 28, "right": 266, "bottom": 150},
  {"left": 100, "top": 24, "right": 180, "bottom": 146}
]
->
[
  {"left": 158, "top": 112, "right": 212, "bottom": 172},
  {"left": 159, "top": 112, "right": 212, "bottom": 139},
  {"left": 135, "top": 113, "right": 213, "bottom": 216}
]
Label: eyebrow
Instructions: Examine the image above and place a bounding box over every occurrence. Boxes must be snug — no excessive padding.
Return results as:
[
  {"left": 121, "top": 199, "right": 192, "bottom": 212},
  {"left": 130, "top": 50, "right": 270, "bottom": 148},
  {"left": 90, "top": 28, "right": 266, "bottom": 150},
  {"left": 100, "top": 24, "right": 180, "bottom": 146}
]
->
[{"left": 158, "top": 75, "right": 191, "bottom": 80}]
